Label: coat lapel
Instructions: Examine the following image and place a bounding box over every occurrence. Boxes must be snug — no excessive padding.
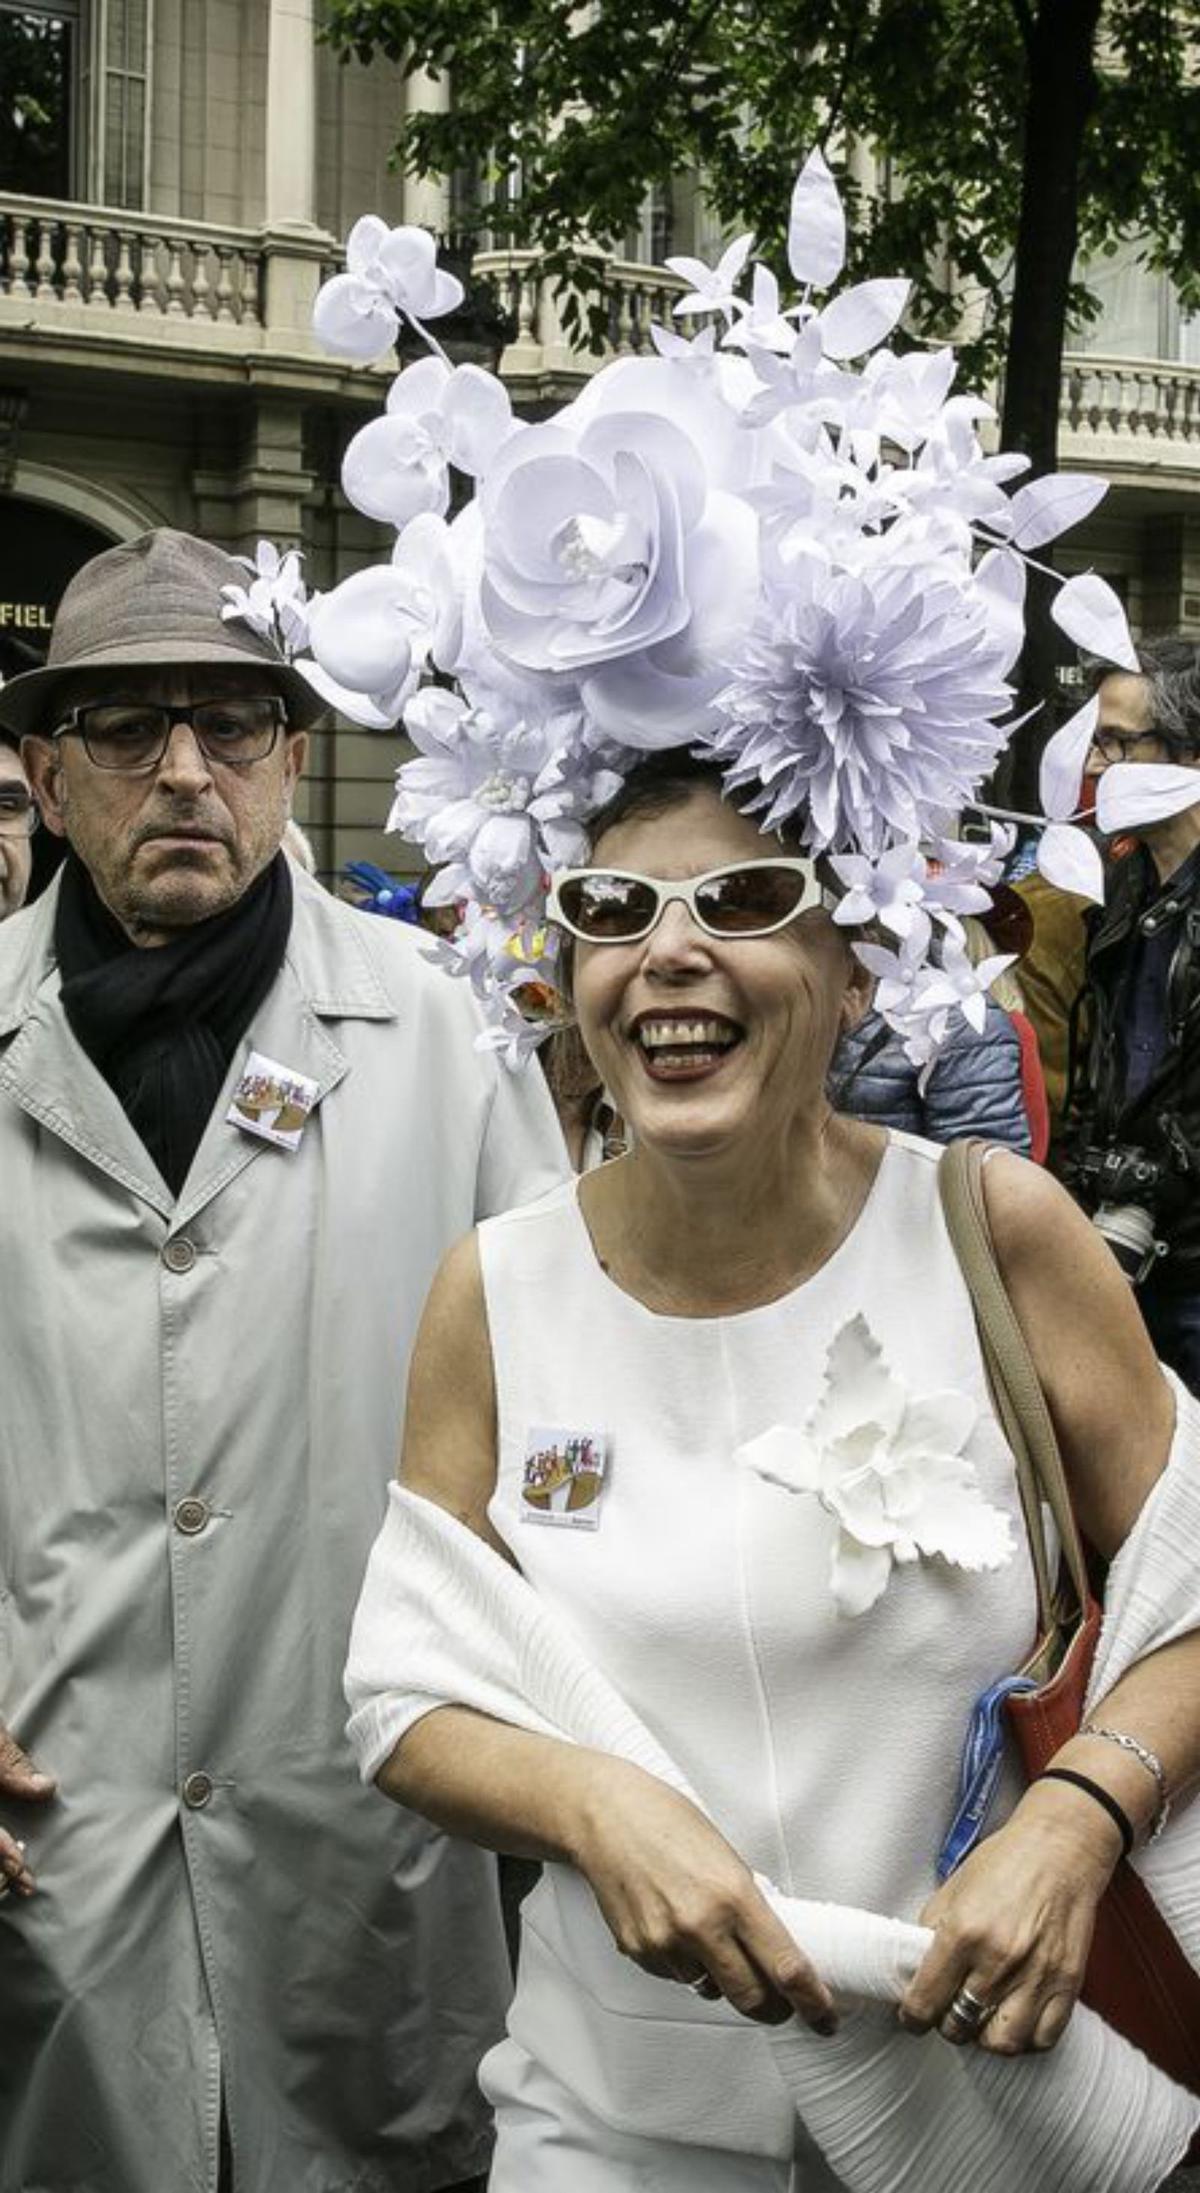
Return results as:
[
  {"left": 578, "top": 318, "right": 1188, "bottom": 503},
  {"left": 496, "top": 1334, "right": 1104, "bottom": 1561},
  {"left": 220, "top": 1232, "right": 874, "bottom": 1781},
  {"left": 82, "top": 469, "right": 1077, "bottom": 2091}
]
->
[
  {"left": 0, "top": 869, "right": 398, "bottom": 1228},
  {"left": 172, "top": 875, "right": 397, "bottom": 1232}
]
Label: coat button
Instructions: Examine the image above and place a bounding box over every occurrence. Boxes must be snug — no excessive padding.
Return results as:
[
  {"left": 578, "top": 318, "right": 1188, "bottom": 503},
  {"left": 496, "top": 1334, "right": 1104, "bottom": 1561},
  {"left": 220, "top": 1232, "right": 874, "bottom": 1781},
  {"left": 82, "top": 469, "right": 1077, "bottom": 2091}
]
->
[
  {"left": 173, "top": 1497, "right": 211, "bottom": 1536},
  {"left": 162, "top": 1237, "right": 197, "bottom": 1274},
  {"left": 181, "top": 1771, "right": 214, "bottom": 1809}
]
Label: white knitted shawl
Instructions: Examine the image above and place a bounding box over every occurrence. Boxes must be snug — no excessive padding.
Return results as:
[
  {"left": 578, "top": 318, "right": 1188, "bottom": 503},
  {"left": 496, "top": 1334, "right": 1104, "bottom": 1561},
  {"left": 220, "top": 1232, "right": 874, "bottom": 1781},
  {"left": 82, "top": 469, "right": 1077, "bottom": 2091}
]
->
[{"left": 345, "top": 1379, "right": 1200, "bottom": 2193}]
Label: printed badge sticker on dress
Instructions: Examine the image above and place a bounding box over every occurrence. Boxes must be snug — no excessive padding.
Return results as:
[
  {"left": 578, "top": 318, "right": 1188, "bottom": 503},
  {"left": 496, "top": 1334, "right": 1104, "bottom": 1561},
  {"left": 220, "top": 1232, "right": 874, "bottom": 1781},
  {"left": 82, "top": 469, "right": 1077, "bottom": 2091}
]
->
[
  {"left": 521, "top": 1426, "right": 610, "bottom": 1529},
  {"left": 227, "top": 1049, "right": 320, "bottom": 1152}
]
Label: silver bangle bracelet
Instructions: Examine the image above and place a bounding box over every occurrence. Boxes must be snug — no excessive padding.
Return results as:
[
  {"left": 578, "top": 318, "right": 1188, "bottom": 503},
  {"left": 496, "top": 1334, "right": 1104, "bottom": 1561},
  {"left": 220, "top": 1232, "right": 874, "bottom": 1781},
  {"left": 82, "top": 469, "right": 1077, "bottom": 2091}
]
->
[{"left": 1080, "top": 1723, "right": 1171, "bottom": 1842}]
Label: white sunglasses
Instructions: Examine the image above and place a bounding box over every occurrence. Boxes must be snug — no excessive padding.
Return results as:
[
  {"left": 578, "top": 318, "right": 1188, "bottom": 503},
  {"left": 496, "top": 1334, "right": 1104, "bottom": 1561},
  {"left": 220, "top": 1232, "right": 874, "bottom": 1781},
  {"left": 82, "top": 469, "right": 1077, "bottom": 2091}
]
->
[{"left": 546, "top": 858, "right": 824, "bottom": 944}]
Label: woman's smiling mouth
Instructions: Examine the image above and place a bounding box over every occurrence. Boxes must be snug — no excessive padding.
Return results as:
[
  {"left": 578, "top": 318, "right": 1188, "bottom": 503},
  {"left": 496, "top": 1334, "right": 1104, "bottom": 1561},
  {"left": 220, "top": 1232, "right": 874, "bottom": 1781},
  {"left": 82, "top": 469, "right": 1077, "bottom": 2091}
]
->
[{"left": 629, "top": 1011, "right": 744, "bottom": 1079}]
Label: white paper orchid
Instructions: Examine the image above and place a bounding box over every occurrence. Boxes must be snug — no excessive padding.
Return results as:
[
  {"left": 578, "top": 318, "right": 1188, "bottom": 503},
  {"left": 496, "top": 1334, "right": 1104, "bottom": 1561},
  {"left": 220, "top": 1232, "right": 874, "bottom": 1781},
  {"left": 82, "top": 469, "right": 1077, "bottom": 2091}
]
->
[
  {"left": 926, "top": 825, "right": 1017, "bottom": 911},
  {"left": 220, "top": 540, "right": 311, "bottom": 658},
  {"left": 827, "top": 843, "right": 931, "bottom": 944},
  {"left": 312, "top": 216, "right": 464, "bottom": 363},
  {"left": 388, "top": 687, "right": 616, "bottom": 916},
  {"left": 722, "top": 264, "right": 800, "bottom": 354},
  {"left": 738, "top": 1314, "right": 1014, "bottom": 1617},
  {"left": 665, "top": 233, "right": 754, "bottom": 321},
  {"left": 341, "top": 358, "right": 517, "bottom": 528}
]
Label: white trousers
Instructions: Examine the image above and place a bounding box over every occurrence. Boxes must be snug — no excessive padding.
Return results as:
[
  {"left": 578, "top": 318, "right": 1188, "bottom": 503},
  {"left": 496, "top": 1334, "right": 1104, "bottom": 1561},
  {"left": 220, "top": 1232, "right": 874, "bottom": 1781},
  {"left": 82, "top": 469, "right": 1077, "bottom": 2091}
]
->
[{"left": 481, "top": 2036, "right": 846, "bottom": 2193}]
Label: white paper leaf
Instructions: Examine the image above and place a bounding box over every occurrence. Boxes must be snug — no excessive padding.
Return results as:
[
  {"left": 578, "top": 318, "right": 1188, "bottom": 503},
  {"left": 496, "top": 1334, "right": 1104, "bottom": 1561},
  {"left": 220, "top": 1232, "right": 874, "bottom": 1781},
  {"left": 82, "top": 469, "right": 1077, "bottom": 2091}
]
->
[
  {"left": 787, "top": 149, "right": 846, "bottom": 289},
  {"left": 1038, "top": 693, "right": 1098, "bottom": 821},
  {"left": 1036, "top": 822, "right": 1105, "bottom": 902},
  {"left": 1095, "top": 762, "right": 1200, "bottom": 833},
  {"left": 1050, "top": 573, "right": 1139, "bottom": 670},
  {"left": 1009, "top": 474, "right": 1108, "bottom": 551},
  {"left": 819, "top": 279, "right": 910, "bottom": 360},
  {"left": 974, "top": 547, "right": 1027, "bottom": 675}
]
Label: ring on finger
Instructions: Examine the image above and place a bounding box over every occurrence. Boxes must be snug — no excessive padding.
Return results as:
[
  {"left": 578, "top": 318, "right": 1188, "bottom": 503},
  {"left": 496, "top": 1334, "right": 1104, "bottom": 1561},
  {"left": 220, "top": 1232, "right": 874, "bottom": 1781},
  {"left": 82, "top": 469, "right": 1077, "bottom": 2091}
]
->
[
  {"left": 948, "top": 1987, "right": 993, "bottom": 2028},
  {"left": 945, "top": 1985, "right": 995, "bottom": 2036}
]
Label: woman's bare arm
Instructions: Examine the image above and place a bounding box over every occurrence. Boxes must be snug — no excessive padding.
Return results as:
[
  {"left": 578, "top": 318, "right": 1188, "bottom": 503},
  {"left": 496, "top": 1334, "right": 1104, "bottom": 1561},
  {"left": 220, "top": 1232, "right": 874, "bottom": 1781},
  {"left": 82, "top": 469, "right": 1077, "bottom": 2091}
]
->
[{"left": 901, "top": 1152, "right": 1200, "bottom": 2053}]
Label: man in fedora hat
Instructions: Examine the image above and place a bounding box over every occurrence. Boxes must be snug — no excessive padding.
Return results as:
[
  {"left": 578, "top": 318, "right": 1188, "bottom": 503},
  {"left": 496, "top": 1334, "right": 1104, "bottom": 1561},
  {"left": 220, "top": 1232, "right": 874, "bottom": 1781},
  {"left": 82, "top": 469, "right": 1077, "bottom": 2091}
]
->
[{"left": 0, "top": 529, "right": 566, "bottom": 2193}]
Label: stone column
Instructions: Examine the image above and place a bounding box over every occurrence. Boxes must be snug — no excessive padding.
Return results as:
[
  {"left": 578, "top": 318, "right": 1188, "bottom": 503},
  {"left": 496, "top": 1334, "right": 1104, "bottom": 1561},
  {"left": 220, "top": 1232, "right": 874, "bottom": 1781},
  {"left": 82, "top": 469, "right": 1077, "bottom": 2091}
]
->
[
  {"left": 266, "top": 0, "right": 318, "bottom": 230},
  {"left": 402, "top": 70, "right": 450, "bottom": 232}
]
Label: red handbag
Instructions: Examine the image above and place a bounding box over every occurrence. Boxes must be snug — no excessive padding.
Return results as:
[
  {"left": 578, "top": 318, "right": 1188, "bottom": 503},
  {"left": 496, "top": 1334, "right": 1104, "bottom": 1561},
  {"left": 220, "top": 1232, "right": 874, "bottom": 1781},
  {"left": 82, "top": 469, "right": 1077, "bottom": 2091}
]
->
[{"left": 940, "top": 1139, "right": 1200, "bottom": 2107}]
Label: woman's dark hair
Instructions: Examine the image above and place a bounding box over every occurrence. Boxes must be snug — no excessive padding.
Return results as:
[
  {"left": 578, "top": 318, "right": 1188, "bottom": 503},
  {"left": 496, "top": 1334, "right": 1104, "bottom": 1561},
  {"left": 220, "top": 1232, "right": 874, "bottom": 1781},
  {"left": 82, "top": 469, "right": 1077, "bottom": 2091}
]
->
[{"left": 585, "top": 747, "right": 807, "bottom": 853}]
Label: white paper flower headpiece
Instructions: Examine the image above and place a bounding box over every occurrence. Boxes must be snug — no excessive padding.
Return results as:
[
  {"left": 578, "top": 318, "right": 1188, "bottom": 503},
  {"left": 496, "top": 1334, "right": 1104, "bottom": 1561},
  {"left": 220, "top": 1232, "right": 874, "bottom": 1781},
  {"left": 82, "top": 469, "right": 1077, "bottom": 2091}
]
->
[
  {"left": 221, "top": 151, "right": 1164, "bottom": 1064},
  {"left": 737, "top": 1313, "right": 1015, "bottom": 1618}
]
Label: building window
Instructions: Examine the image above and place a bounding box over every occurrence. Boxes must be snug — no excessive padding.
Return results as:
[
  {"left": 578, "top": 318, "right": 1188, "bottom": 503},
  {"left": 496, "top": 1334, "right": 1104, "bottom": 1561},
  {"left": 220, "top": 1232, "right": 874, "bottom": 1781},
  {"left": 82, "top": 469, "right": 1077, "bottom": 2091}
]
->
[
  {"left": 0, "top": 2, "right": 82, "bottom": 198},
  {"left": 0, "top": 0, "right": 148, "bottom": 208},
  {"left": 92, "top": 0, "right": 148, "bottom": 209}
]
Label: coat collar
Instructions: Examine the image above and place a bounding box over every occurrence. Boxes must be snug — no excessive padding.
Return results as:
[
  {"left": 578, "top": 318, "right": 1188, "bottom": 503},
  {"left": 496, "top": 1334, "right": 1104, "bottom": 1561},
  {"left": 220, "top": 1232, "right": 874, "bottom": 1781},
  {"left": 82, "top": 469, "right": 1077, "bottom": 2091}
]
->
[{"left": 0, "top": 863, "right": 401, "bottom": 1220}]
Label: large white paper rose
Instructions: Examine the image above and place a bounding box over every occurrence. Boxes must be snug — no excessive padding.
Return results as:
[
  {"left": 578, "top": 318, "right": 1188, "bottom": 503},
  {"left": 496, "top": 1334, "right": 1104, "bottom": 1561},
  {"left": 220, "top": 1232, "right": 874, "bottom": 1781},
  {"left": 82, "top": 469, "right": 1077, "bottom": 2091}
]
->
[{"left": 478, "top": 412, "right": 758, "bottom": 742}]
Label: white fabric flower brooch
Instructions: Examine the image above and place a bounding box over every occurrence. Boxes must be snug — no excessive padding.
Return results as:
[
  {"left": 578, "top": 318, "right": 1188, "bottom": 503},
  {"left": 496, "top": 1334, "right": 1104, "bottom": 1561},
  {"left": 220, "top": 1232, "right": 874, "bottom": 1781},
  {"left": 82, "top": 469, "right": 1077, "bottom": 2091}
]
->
[{"left": 737, "top": 1313, "right": 1014, "bottom": 1617}]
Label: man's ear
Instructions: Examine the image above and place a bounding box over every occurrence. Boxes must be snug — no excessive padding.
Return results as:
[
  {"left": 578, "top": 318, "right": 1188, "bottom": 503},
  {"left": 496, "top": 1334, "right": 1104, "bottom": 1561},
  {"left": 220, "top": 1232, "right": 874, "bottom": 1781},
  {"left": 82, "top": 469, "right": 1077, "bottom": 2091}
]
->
[
  {"left": 283, "top": 730, "right": 308, "bottom": 799},
  {"left": 20, "top": 736, "right": 69, "bottom": 839}
]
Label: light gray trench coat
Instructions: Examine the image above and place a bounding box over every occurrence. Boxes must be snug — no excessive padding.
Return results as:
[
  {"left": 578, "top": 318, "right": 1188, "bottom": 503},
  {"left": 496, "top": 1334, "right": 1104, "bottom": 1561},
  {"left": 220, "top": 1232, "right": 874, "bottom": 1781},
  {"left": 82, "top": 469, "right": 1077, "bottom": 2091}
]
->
[{"left": 0, "top": 867, "right": 566, "bottom": 2193}]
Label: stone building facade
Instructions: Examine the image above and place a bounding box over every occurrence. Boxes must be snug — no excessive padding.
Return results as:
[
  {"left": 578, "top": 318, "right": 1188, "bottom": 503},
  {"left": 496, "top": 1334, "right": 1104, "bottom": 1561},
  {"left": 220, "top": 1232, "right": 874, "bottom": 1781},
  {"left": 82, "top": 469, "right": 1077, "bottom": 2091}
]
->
[{"left": 2, "top": 2, "right": 1199, "bottom": 888}]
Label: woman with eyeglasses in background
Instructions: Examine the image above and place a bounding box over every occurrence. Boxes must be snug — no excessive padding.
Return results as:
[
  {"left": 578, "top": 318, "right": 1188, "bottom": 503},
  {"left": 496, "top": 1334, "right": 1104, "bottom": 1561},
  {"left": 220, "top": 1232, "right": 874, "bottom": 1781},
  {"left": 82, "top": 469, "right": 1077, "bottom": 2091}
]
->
[{"left": 346, "top": 747, "right": 1200, "bottom": 2192}]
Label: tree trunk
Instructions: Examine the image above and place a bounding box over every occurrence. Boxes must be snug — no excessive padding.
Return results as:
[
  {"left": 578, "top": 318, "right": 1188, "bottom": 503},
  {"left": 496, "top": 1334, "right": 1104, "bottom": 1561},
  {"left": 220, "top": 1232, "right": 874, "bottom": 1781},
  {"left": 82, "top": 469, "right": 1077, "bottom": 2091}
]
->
[{"left": 999, "top": 0, "right": 1102, "bottom": 811}]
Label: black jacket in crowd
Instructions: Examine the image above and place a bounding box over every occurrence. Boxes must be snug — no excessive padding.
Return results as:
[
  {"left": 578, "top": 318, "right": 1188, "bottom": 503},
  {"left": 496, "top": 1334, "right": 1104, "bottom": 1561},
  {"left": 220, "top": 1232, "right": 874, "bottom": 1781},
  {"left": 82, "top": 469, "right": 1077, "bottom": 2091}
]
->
[{"left": 1061, "top": 841, "right": 1200, "bottom": 1284}]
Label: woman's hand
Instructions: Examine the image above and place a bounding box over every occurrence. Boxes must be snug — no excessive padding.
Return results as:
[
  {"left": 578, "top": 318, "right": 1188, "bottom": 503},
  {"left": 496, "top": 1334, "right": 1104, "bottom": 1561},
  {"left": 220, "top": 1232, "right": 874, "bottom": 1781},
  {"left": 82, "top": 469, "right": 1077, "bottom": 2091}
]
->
[
  {"left": 569, "top": 1756, "right": 838, "bottom": 2032},
  {"left": 899, "top": 1777, "right": 1123, "bottom": 2053}
]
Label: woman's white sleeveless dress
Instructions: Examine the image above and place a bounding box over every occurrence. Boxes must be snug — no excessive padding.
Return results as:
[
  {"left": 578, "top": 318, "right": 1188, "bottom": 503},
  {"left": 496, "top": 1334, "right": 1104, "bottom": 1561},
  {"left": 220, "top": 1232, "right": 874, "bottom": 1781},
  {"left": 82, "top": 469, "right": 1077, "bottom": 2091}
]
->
[{"left": 477, "top": 1129, "right": 1037, "bottom": 2182}]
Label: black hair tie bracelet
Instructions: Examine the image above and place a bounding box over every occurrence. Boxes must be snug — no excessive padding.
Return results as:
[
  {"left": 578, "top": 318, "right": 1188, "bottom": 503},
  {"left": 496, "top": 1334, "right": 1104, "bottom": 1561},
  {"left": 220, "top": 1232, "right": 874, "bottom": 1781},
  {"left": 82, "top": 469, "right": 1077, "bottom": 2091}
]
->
[{"left": 1037, "top": 1767, "right": 1135, "bottom": 1859}]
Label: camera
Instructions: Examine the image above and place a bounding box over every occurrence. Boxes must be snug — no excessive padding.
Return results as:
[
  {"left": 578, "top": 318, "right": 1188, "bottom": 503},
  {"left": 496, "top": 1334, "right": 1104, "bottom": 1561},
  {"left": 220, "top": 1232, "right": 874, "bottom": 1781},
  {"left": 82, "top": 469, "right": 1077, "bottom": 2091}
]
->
[
  {"left": 1091, "top": 1200, "right": 1167, "bottom": 1284},
  {"left": 1072, "top": 1144, "right": 1168, "bottom": 1284}
]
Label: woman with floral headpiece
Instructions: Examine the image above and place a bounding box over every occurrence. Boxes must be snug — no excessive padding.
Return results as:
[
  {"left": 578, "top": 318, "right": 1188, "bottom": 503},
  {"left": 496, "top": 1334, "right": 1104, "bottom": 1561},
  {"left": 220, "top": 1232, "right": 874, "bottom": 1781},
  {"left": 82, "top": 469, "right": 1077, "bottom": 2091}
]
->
[
  {"left": 257, "top": 152, "right": 1200, "bottom": 2190},
  {"left": 343, "top": 734, "right": 1200, "bottom": 2192}
]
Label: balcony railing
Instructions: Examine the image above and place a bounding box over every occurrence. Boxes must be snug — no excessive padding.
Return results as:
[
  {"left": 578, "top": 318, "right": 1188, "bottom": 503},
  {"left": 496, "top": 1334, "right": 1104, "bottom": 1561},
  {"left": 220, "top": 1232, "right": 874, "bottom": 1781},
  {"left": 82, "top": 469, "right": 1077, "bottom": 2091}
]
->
[
  {"left": 0, "top": 193, "right": 265, "bottom": 323},
  {"left": 4, "top": 201, "right": 1200, "bottom": 484},
  {"left": 473, "top": 249, "right": 689, "bottom": 382},
  {"left": 1059, "top": 353, "right": 1200, "bottom": 454}
]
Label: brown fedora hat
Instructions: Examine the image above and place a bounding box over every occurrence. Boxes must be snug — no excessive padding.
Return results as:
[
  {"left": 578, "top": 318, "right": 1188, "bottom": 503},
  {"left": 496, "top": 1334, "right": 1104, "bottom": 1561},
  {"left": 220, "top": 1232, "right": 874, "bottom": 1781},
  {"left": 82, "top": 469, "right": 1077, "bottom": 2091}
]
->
[{"left": 0, "top": 528, "right": 328, "bottom": 738}]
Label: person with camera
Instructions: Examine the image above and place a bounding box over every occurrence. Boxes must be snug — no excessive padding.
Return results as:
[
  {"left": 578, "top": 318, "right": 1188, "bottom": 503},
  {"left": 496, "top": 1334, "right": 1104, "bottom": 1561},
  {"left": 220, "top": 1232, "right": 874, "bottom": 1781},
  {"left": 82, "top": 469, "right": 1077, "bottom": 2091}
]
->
[{"left": 1061, "top": 637, "right": 1200, "bottom": 1392}]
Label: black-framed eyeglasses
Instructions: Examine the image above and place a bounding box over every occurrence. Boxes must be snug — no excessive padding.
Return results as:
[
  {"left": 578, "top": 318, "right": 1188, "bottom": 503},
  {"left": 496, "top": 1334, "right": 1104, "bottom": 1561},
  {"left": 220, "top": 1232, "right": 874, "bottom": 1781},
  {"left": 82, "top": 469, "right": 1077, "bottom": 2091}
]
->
[
  {"left": 1089, "top": 727, "right": 1172, "bottom": 764},
  {"left": 0, "top": 786, "right": 37, "bottom": 839},
  {"left": 546, "top": 859, "right": 822, "bottom": 944},
  {"left": 52, "top": 696, "right": 289, "bottom": 774}
]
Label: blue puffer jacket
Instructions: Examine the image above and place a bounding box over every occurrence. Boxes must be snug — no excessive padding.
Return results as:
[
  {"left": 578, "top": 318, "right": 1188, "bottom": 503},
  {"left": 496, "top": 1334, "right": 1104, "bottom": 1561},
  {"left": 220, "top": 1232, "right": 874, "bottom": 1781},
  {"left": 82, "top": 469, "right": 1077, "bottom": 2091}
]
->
[{"left": 829, "top": 1002, "right": 1031, "bottom": 1153}]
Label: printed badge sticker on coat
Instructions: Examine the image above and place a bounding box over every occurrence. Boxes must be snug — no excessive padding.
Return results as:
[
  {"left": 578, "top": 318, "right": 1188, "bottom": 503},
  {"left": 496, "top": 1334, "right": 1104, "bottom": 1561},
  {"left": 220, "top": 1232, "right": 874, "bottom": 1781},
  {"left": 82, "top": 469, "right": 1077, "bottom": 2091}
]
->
[
  {"left": 227, "top": 1050, "right": 320, "bottom": 1152},
  {"left": 521, "top": 1426, "right": 610, "bottom": 1529}
]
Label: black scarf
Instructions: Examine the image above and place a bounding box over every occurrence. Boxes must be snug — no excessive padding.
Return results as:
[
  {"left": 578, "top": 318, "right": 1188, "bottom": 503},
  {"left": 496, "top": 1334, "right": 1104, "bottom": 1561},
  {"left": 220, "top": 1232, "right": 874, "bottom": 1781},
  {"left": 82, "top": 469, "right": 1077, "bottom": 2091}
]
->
[{"left": 56, "top": 851, "right": 293, "bottom": 1195}]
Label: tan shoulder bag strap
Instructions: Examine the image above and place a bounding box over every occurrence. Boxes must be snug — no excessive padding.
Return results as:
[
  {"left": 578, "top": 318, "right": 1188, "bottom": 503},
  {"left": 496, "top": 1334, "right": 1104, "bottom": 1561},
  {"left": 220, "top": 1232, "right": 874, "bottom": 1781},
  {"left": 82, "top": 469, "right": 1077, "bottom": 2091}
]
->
[{"left": 938, "top": 1138, "right": 1090, "bottom": 1627}]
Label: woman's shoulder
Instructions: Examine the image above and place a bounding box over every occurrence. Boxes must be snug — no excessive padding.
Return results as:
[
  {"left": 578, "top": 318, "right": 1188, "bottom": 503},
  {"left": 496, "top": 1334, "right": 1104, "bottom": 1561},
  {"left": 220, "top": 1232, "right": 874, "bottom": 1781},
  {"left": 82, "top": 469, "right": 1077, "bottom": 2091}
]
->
[{"left": 478, "top": 1174, "right": 578, "bottom": 1243}]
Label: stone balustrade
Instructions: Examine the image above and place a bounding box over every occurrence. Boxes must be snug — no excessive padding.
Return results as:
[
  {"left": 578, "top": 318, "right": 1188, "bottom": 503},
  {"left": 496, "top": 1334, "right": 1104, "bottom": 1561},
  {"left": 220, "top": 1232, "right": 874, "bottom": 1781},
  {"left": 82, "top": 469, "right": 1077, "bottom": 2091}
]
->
[
  {"left": 4, "top": 197, "right": 1200, "bottom": 488},
  {"left": 473, "top": 248, "right": 690, "bottom": 390},
  {"left": 0, "top": 194, "right": 265, "bottom": 324},
  {"left": 1059, "top": 353, "right": 1200, "bottom": 457}
]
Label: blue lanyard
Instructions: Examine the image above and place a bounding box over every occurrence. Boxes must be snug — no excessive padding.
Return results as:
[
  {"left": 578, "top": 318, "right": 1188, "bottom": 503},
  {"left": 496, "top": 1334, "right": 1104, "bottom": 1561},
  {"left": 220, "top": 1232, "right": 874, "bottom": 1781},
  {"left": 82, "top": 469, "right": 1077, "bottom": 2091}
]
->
[{"left": 936, "top": 1673, "right": 1039, "bottom": 1881}]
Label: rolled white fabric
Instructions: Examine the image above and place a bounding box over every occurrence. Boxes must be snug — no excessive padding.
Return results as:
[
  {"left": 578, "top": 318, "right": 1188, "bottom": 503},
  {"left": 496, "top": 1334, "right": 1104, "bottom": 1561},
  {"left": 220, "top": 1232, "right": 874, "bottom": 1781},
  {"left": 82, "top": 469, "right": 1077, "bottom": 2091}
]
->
[{"left": 345, "top": 1483, "right": 1200, "bottom": 2192}]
